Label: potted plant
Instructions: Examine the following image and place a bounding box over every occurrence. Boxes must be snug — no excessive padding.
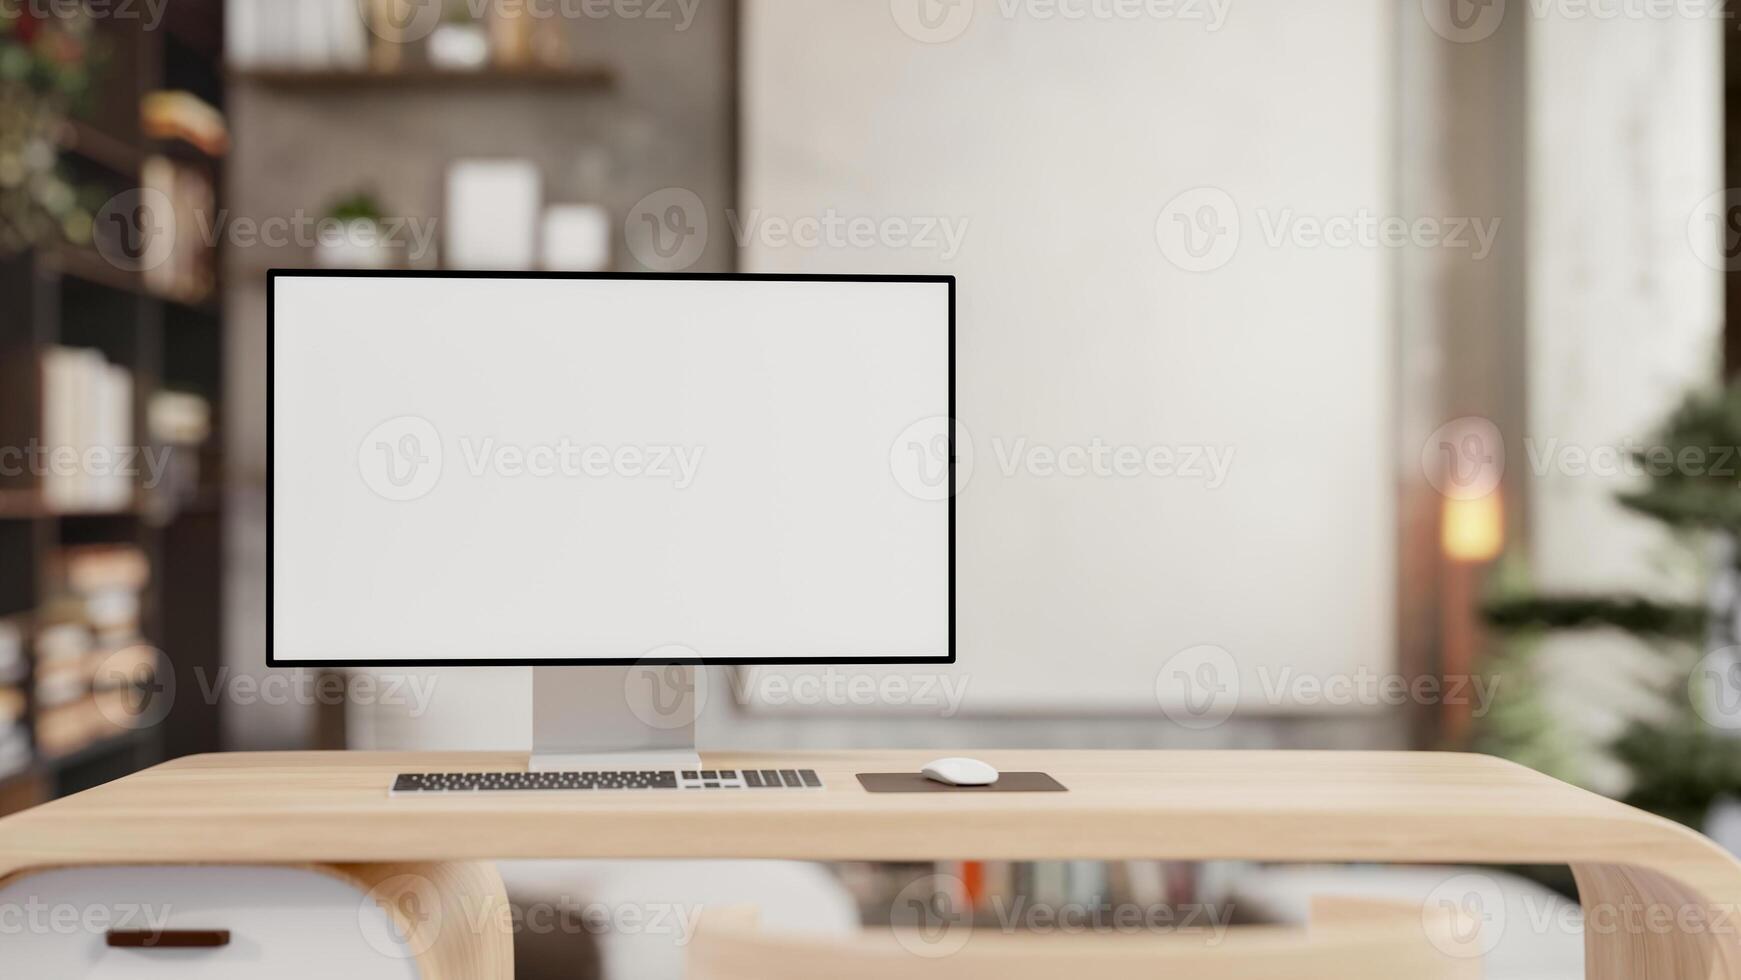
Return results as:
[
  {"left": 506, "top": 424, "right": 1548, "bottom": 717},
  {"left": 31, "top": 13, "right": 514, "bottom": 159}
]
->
[
  {"left": 0, "top": 8, "right": 100, "bottom": 256},
  {"left": 315, "top": 190, "right": 396, "bottom": 269},
  {"left": 1479, "top": 381, "right": 1741, "bottom": 850},
  {"left": 427, "top": 0, "right": 490, "bottom": 71}
]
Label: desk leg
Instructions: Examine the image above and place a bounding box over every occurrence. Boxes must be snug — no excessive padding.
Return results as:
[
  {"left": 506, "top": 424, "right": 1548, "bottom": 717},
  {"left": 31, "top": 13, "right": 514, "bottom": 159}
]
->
[
  {"left": 1572, "top": 863, "right": 1741, "bottom": 980},
  {"left": 324, "top": 860, "right": 515, "bottom": 980}
]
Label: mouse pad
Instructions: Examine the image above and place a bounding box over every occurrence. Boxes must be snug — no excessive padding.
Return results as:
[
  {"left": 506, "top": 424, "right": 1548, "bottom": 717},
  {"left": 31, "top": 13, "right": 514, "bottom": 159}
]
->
[{"left": 857, "top": 772, "right": 1067, "bottom": 793}]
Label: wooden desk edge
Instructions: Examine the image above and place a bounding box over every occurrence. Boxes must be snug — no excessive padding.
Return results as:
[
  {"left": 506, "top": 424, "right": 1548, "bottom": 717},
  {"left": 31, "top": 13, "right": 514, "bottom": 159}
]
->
[{"left": 2, "top": 750, "right": 1739, "bottom": 979}]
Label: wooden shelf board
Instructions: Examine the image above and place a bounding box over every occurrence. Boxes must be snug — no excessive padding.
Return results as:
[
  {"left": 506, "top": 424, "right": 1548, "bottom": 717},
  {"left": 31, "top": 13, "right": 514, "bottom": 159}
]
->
[
  {"left": 231, "top": 64, "right": 615, "bottom": 91},
  {"left": 0, "top": 491, "right": 143, "bottom": 521},
  {"left": 37, "top": 247, "right": 142, "bottom": 297},
  {"left": 56, "top": 120, "right": 145, "bottom": 176},
  {"left": 37, "top": 248, "right": 221, "bottom": 314}
]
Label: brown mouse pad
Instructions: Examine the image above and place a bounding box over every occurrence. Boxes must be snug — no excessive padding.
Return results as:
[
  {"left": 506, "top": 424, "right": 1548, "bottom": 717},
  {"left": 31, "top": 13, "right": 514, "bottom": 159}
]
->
[{"left": 857, "top": 772, "right": 1067, "bottom": 793}]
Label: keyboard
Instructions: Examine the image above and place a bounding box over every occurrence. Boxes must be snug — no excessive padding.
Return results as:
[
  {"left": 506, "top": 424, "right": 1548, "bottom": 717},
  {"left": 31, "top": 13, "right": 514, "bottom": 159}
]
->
[{"left": 391, "top": 768, "right": 824, "bottom": 794}]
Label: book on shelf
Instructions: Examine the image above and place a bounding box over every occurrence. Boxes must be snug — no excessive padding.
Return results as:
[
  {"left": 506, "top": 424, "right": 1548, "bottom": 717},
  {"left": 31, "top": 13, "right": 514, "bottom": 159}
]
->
[
  {"left": 41, "top": 347, "right": 135, "bottom": 513},
  {"left": 141, "top": 155, "right": 216, "bottom": 303},
  {"left": 0, "top": 723, "right": 29, "bottom": 782},
  {"left": 55, "top": 544, "right": 151, "bottom": 595},
  {"left": 33, "top": 620, "right": 93, "bottom": 666},
  {"left": 48, "top": 545, "right": 149, "bottom": 644},
  {"left": 148, "top": 390, "right": 214, "bottom": 504},
  {"left": 842, "top": 860, "right": 1240, "bottom": 928},
  {"left": 0, "top": 622, "right": 22, "bottom": 685},
  {"left": 227, "top": 0, "right": 369, "bottom": 70},
  {"left": 0, "top": 687, "right": 24, "bottom": 727},
  {"left": 33, "top": 660, "right": 88, "bottom": 710}
]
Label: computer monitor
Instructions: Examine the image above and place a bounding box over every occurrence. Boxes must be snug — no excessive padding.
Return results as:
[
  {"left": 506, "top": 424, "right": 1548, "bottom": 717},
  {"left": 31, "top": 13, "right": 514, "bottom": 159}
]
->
[{"left": 269, "top": 271, "right": 954, "bottom": 767}]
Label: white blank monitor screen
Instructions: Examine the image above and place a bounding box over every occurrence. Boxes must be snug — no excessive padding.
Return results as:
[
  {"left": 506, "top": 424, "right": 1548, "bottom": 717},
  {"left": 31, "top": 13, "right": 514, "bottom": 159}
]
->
[{"left": 270, "top": 273, "right": 953, "bottom": 665}]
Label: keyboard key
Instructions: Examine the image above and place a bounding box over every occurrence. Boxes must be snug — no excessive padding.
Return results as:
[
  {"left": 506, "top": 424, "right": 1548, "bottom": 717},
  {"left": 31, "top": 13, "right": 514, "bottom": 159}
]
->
[
  {"left": 800, "top": 769, "right": 822, "bottom": 787},
  {"left": 743, "top": 771, "right": 764, "bottom": 787}
]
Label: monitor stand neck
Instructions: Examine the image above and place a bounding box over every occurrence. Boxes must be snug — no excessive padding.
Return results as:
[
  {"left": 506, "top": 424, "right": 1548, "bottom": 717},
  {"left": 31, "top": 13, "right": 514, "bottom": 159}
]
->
[{"left": 530, "top": 666, "right": 703, "bottom": 771}]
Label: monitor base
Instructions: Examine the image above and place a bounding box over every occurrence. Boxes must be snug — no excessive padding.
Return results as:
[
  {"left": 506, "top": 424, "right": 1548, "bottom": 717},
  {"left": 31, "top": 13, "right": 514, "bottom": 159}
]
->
[{"left": 529, "top": 665, "right": 702, "bottom": 772}]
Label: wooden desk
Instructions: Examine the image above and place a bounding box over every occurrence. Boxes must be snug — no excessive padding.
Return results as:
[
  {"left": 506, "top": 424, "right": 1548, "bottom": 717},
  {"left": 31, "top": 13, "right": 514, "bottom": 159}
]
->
[{"left": 2, "top": 749, "right": 1738, "bottom": 979}]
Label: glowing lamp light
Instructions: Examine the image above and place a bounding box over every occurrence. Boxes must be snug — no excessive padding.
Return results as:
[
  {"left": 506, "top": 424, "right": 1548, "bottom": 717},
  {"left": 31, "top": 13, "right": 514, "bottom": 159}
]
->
[{"left": 1442, "top": 492, "right": 1504, "bottom": 563}]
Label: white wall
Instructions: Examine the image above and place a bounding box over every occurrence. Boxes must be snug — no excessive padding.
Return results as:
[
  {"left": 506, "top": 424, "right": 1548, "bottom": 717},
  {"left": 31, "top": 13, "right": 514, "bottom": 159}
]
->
[
  {"left": 740, "top": 0, "right": 1396, "bottom": 713},
  {"left": 1526, "top": 10, "right": 1723, "bottom": 791}
]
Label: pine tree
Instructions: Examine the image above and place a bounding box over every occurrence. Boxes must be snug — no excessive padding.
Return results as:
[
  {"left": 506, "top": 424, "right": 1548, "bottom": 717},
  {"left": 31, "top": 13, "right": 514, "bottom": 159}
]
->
[{"left": 1480, "top": 383, "right": 1741, "bottom": 829}]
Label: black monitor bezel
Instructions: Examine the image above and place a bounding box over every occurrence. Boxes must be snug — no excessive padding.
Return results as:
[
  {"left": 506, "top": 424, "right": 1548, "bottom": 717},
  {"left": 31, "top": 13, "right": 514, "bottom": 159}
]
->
[{"left": 265, "top": 269, "right": 956, "bottom": 667}]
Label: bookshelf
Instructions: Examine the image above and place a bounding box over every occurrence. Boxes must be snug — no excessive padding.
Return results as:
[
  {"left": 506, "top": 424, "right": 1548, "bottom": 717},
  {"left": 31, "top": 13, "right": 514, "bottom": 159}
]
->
[{"left": 0, "top": 1, "right": 228, "bottom": 815}]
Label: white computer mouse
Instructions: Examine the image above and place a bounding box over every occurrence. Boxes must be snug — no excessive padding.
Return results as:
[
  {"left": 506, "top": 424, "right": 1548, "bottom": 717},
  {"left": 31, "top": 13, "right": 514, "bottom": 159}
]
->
[{"left": 921, "top": 757, "right": 1000, "bottom": 787}]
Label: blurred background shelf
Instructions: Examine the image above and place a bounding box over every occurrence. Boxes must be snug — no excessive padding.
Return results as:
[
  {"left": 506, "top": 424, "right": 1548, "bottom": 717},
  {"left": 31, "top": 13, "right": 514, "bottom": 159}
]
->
[
  {"left": 0, "top": 0, "right": 229, "bottom": 814},
  {"left": 229, "top": 65, "right": 616, "bottom": 91}
]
